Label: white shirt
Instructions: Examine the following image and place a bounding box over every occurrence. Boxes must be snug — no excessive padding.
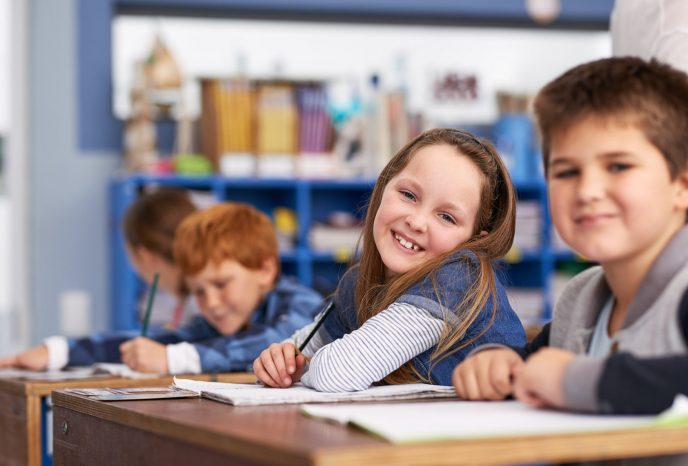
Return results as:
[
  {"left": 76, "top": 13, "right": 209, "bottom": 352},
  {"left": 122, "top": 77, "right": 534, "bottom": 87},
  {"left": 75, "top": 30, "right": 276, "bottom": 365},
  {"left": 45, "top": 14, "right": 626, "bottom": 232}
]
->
[{"left": 611, "top": 0, "right": 688, "bottom": 74}]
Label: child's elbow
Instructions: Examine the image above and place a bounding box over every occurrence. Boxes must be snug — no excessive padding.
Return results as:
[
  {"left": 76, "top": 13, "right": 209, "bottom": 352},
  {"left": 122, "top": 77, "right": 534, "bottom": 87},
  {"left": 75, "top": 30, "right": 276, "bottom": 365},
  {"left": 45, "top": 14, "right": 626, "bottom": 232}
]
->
[{"left": 301, "top": 360, "right": 372, "bottom": 392}]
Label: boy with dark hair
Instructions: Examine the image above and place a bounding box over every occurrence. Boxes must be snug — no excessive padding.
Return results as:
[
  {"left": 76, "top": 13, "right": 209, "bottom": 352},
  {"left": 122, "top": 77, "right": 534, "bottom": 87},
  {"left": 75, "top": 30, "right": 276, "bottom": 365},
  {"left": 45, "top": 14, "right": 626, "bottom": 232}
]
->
[{"left": 453, "top": 57, "right": 688, "bottom": 421}]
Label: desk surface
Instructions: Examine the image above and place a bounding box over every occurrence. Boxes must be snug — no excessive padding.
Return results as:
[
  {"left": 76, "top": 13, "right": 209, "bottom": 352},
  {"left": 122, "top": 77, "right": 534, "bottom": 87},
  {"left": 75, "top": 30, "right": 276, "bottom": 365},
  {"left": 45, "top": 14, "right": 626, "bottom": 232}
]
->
[
  {"left": 0, "top": 371, "right": 256, "bottom": 397},
  {"left": 52, "top": 391, "right": 688, "bottom": 466},
  {"left": 0, "top": 372, "right": 255, "bottom": 466}
]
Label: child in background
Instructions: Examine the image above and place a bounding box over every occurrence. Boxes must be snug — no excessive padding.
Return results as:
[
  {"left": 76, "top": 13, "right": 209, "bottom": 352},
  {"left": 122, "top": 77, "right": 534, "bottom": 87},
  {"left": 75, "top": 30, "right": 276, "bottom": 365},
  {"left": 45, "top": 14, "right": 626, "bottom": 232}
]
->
[
  {"left": 0, "top": 187, "right": 197, "bottom": 371},
  {"left": 254, "top": 128, "right": 526, "bottom": 391},
  {"left": 123, "top": 187, "right": 198, "bottom": 329},
  {"left": 1, "top": 203, "right": 323, "bottom": 374},
  {"left": 453, "top": 57, "right": 688, "bottom": 418}
]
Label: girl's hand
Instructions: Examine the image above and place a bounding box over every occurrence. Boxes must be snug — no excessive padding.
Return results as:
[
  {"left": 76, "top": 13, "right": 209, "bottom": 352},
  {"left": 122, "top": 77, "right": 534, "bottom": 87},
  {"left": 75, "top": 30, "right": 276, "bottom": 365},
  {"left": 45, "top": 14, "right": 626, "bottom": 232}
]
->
[
  {"left": 452, "top": 348, "right": 523, "bottom": 400},
  {"left": 513, "top": 347, "right": 575, "bottom": 409},
  {"left": 119, "top": 337, "right": 168, "bottom": 374},
  {"left": 0, "top": 345, "right": 50, "bottom": 371},
  {"left": 253, "top": 342, "right": 308, "bottom": 388}
]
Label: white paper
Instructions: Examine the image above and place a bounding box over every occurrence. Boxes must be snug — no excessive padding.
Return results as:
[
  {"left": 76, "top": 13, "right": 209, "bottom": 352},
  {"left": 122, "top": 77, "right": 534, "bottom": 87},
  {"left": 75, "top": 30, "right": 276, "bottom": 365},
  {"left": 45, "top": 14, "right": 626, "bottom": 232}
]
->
[
  {"left": 173, "top": 377, "right": 456, "bottom": 406},
  {"left": 302, "top": 400, "right": 657, "bottom": 443},
  {"left": 0, "top": 363, "right": 157, "bottom": 381}
]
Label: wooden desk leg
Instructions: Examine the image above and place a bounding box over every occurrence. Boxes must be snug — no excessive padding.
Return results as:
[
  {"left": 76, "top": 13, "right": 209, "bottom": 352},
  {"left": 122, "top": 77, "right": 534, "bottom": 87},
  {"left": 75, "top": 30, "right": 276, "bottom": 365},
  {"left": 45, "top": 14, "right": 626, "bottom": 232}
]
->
[{"left": 26, "top": 394, "right": 42, "bottom": 466}]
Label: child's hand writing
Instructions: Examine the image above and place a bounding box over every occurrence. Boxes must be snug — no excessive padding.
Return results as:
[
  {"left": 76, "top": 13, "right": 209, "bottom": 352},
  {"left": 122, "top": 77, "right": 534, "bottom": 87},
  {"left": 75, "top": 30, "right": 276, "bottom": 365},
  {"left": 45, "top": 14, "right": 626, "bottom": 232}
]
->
[
  {"left": 452, "top": 348, "right": 523, "bottom": 400},
  {"left": 253, "top": 342, "right": 308, "bottom": 388},
  {"left": 119, "top": 337, "right": 168, "bottom": 373},
  {"left": 512, "top": 347, "right": 575, "bottom": 409},
  {"left": 0, "top": 345, "right": 50, "bottom": 371}
]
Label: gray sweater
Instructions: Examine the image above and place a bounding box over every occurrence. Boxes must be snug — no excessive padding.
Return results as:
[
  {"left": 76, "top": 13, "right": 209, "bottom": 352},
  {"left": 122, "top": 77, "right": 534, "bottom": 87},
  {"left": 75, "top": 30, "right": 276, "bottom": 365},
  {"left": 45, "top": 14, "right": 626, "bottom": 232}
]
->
[{"left": 520, "top": 225, "right": 688, "bottom": 415}]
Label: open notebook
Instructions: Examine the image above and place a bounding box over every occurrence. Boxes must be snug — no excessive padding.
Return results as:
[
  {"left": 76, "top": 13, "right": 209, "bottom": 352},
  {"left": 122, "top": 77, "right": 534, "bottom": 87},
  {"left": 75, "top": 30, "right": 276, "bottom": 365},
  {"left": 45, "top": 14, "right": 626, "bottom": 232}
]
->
[
  {"left": 301, "top": 395, "right": 688, "bottom": 443},
  {"left": 173, "top": 377, "right": 456, "bottom": 406}
]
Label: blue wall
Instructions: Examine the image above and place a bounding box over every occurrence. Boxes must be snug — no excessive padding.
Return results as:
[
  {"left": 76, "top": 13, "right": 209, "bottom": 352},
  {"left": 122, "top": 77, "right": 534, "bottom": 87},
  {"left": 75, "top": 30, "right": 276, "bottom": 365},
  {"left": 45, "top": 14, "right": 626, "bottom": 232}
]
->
[{"left": 29, "top": 0, "right": 118, "bottom": 342}]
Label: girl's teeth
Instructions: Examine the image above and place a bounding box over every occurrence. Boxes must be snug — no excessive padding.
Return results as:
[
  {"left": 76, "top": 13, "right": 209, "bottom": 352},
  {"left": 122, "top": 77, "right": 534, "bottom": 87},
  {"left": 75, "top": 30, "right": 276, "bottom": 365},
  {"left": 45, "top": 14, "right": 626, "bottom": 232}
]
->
[{"left": 395, "top": 234, "right": 419, "bottom": 251}]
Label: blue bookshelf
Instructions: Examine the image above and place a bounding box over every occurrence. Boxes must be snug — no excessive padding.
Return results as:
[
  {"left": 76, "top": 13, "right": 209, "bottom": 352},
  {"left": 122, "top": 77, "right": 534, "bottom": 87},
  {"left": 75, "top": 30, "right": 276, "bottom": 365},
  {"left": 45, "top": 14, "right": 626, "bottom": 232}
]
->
[{"left": 109, "top": 174, "right": 568, "bottom": 331}]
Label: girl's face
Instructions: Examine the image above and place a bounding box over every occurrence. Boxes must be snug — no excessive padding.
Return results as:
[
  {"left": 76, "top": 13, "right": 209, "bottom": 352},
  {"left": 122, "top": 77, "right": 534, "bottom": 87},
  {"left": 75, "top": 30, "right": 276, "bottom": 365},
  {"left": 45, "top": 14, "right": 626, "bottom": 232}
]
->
[{"left": 373, "top": 144, "right": 484, "bottom": 278}]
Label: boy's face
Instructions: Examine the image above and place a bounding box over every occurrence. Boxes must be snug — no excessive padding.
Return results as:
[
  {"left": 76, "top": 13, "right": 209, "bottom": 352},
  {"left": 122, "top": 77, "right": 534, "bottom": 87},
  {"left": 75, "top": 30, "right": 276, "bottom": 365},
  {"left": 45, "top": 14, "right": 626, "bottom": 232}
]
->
[
  {"left": 547, "top": 115, "right": 688, "bottom": 269},
  {"left": 186, "top": 259, "right": 276, "bottom": 335},
  {"left": 373, "top": 144, "right": 483, "bottom": 278}
]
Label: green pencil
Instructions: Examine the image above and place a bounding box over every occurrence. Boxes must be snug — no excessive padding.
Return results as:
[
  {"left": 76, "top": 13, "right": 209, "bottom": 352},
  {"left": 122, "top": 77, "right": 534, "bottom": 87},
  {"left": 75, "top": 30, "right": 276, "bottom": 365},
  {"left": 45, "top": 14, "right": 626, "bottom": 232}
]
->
[{"left": 141, "top": 272, "right": 159, "bottom": 337}]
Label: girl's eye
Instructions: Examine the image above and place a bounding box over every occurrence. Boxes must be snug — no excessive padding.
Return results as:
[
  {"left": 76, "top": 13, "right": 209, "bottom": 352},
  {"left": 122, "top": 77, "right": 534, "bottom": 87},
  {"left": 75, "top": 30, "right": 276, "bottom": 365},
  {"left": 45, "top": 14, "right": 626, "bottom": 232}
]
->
[
  {"left": 439, "top": 213, "right": 457, "bottom": 224},
  {"left": 400, "top": 190, "right": 416, "bottom": 201},
  {"left": 193, "top": 289, "right": 205, "bottom": 299}
]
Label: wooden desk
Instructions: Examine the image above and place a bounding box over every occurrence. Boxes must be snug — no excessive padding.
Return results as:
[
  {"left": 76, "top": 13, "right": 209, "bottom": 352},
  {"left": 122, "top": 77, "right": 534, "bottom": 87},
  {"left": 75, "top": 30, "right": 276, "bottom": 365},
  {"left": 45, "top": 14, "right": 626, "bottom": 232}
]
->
[
  {"left": 0, "top": 372, "right": 255, "bottom": 466},
  {"left": 52, "top": 391, "right": 688, "bottom": 466}
]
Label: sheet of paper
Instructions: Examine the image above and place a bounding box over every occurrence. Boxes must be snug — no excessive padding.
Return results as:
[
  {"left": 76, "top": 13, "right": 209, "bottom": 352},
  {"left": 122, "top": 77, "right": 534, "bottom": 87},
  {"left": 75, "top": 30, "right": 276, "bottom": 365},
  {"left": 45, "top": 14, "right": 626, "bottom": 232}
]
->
[
  {"left": 173, "top": 377, "right": 456, "bottom": 406},
  {"left": 0, "top": 367, "right": 104, "bottom": 381},
  {"left": 0, "top": 363, "right": 158, "bottom": 381},
  {"left": 302, "top": 400, "right": 661, "bottom": 443},
  {"left": 91, "top": 363, "right": 159, "bottom": 379}
]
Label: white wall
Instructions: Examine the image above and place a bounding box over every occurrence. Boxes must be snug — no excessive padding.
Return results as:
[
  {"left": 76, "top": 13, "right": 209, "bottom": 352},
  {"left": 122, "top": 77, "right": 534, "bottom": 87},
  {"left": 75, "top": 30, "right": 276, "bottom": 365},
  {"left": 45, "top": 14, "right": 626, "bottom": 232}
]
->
[
  {"left": 0, "top": 0, "right": 9, "bottom": 134},
  {"left": 0, "top": 0, "right": 11, "bottom": 355},
  {"left": 0, "top": 0, "right": 23, "bottom": 356},
  {"left": 113, "top": 18, "right": 611, "bottom": 124}
]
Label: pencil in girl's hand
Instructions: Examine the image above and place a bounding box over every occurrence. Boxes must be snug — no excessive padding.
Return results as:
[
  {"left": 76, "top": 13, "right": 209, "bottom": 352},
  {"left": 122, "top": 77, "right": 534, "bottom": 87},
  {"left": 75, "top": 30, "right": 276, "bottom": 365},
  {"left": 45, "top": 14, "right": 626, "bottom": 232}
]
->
[
  {"left": 141, "top": 272, "right": 159, "bottom": 337},
  {"left": 298, "top": 300, "right": 335, "bottom": 353}
]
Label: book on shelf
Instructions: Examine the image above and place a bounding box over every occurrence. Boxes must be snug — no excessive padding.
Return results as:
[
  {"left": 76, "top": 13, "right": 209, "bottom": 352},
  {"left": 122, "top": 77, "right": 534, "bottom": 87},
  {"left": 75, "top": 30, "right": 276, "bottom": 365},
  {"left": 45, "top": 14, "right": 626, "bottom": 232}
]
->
[
  {"left": 256, "top": 82, "right": 298, "bottom": 155},
  {"left": 200, "top": 78, "right": 255, "bottom": 170}
]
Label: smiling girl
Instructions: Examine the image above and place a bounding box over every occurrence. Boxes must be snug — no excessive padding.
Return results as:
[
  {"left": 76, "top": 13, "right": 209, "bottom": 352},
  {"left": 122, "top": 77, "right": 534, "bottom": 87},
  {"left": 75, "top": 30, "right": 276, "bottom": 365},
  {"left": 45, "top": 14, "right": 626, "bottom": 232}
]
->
[{"left": 254, "top": 128, "right": 526, "bottom": 391}]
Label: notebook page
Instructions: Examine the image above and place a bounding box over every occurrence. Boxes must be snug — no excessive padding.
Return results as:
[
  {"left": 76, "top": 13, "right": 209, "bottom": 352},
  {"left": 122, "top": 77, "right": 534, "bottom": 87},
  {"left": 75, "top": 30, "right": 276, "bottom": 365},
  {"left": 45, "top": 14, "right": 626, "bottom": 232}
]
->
[
  {"left": 302, "top": 400, "right": 656, "bottom": 443},
  {"left": 173, "top": 377, "right": 455, "bottom": 406}
]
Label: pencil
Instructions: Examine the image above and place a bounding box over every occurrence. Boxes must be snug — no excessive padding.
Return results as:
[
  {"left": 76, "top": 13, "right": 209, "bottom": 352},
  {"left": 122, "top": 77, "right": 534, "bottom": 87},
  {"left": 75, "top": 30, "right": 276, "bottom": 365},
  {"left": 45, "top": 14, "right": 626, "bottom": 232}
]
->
[
  {"left": 141, "top": 272, "right": 159, "bottom": 337},
  {"left": 298, "top": 299, "right": 335, "bottom": 353}
]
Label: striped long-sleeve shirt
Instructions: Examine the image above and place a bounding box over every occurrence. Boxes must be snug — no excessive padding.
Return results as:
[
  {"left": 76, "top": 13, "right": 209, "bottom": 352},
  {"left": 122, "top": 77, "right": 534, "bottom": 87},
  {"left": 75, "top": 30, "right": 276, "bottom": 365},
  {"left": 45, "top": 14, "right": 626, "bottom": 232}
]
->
[
  {"left": 291, "top": 253, "right": 526, "bottom": 392},
  {"left": 295, "top": 302, "right": 443, "bottom": 391}
]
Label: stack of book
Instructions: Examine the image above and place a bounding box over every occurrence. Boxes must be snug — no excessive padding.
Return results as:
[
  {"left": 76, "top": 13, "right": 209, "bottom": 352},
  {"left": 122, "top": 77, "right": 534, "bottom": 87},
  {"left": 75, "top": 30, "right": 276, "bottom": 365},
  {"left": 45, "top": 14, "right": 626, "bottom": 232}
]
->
[
  {"left": 199, "top": 78, "right": 333, "bottom": 177},
  {"left": 200, "top": 78, "right": 254, "bottom": 170}
]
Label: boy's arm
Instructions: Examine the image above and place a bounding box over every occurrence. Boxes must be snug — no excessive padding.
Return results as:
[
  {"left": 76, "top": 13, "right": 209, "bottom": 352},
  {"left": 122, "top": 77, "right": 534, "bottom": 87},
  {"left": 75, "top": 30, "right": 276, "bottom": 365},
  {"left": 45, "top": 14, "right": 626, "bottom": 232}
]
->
[
  {"left": 66, "top": 317, "right": 211, "bottom": 370},
  {"left": 596, "top": 354, "right": 688, "bottom": 414},
  {"left": 66, "top": 332, "right": 138, "bottom": 366},
  {"left": 564, "top": 287, "right": 688, "bottom": 414}
]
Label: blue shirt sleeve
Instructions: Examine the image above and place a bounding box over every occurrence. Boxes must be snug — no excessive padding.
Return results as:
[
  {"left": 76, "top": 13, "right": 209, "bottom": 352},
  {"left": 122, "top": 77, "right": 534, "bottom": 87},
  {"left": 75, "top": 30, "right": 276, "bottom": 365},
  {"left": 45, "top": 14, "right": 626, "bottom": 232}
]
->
[{"left": 66, "top": 317, "right": 214, "bottom": 366}]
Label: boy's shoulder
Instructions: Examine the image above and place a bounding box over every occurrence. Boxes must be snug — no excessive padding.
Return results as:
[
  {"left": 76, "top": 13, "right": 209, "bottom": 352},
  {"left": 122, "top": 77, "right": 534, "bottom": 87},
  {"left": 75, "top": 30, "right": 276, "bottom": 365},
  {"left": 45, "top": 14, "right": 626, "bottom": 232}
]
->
[
  {"left": 558, "top": 265, "right": 606, "bottom": 299},
  {"left": 272, "top": 275, "right": 321, "bottom": 298},
  {"left": 552, "top": 265, "right": 607, "bottom": 329}
]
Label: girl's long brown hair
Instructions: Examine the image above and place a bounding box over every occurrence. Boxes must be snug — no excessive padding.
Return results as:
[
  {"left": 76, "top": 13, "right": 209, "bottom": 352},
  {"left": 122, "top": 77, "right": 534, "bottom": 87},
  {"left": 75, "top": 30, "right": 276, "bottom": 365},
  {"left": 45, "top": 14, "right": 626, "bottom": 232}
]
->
[{"left": 354, "top": 128, "right": 516, "bottom": 384}]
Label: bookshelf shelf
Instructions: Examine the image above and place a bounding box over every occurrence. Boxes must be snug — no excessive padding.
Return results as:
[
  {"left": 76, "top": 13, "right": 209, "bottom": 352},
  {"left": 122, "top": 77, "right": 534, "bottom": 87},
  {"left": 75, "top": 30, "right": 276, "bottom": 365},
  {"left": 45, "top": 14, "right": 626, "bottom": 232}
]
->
[{"left": 110, "top": 173, "right": 564, "bottom": 331}]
